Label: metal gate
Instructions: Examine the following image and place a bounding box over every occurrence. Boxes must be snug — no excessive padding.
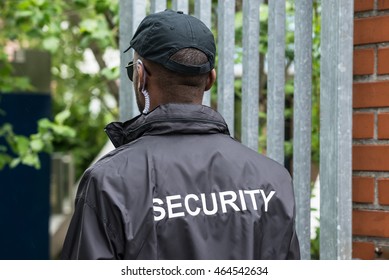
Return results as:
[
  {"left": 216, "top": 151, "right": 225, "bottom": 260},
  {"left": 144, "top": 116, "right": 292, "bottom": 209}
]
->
[{"left": 119, "top": 0, "right": 354, "bottom": 260}]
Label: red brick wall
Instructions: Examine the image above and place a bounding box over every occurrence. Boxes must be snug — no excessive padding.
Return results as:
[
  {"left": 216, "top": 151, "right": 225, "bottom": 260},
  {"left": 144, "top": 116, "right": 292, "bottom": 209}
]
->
[{"left": 353, "top": 0, "right": 389, "bottom": 260}]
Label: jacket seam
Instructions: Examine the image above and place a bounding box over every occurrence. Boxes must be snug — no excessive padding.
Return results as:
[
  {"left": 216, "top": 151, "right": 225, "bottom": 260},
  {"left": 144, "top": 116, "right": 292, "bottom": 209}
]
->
[
  {"left": 77, "top": 196, "right": 119, "bottom": 240},
  {"left": 133, "top": 223, "right": 157, "bottom": 260}
]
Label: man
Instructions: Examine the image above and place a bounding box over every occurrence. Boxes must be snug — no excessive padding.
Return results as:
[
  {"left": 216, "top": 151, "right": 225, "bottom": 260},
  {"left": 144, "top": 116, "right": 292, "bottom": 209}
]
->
[{"left": 62, "top": 10, "right": 300, "bottom": 260}]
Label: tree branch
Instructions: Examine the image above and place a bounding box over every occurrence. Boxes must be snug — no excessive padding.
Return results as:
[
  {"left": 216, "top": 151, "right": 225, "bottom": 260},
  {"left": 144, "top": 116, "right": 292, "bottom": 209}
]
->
[{"left": 103, "top": 10, "right": 119, "bottom": 45}]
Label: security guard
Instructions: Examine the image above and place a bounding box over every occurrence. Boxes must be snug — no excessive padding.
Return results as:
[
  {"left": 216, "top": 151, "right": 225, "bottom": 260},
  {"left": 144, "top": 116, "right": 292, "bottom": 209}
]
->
[{"left": 62, "top": 10, "right": 300, "bottom": 260}]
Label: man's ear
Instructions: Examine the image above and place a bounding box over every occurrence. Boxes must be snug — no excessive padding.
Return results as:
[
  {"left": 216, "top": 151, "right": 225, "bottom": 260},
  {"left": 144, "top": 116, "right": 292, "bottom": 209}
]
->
[
  {"left": 205, "top": 69, "right": 216, "bottom": 91},
  {"left": 136, "top": 60, "right": 145, "bottom": 90}
]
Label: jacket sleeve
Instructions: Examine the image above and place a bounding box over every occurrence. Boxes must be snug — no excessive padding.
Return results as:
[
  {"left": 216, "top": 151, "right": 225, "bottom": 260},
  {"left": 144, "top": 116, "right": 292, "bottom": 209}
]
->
[{"left": 61, "top": 169, "right": 123, "bottom": 260}]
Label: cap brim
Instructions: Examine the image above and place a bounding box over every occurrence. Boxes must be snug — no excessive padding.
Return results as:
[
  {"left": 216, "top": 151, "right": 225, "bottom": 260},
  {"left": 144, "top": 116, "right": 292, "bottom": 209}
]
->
[
  {"left": 123, "top": 45, "right": 132, "bottom": 53},
  {"left": 164, "top": 60, "right": 213, "bottom": 74}
]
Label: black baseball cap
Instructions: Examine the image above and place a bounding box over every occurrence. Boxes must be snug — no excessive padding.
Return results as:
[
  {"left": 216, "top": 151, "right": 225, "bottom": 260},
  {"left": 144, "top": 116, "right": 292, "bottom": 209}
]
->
[{"left": 124, "top": 9, "right": 216, "bottom": 75}]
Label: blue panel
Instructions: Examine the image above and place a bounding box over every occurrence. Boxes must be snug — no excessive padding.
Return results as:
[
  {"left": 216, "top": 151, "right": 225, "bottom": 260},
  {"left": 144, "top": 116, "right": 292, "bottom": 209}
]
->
[{"left": 0, "top": 93, "right": 51, "bottom": 260}]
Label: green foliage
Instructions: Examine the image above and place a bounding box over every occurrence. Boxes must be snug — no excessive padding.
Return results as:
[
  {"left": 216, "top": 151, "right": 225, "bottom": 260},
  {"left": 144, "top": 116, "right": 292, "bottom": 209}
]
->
[
  {"left": 311, "top": 1, "right": 321, "bottom": 165},
  {"left": 0, "top": 111, "right": 76, "bottom": 169},
  {"left": 0, "top": 52, "right": 34, "bottom": 92},
  {"left": 311, "top": 226, "right": 320, "bottom": 259},
  {"left": 0, "top": 0, "right": 118, "bottom": 177}
]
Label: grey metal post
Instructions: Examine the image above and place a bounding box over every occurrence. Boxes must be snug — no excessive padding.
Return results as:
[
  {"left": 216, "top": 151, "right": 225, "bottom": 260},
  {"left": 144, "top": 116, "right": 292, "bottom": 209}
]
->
[
  {"left": 217, "top": 0, "right": 235, "bottom": 136},
  {"left": 119, "top": 0, "right": 146, "bottom": 121},
  {"left": 267, "top": 0, "right": 286, "bottom": 164},
  {"left": 194, "top": 0, "right": 211, "bottom": 31},
  {"left": 172, "top": 0, "right": 189, "bottom": 14},
  {"left": 151, "top": 0, "right": 166, "bottom": 13},
  {"left": 320, "top": 0, "right": 353, "bottom": 260},
  {"left": 242, "top": 0, "right": 260, "bottom": 151},
  {"left": 194, "top": 0, "right": 212, "bottom": 107},
  {"left": 293, "top": 0, "right": 313, "bottom": 260}
]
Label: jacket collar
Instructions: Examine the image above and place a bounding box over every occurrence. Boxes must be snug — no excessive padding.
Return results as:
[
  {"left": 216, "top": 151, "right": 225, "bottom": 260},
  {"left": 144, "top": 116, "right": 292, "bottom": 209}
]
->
[{"left": 104, "top": 104, "right": 230, "bottom": 148}]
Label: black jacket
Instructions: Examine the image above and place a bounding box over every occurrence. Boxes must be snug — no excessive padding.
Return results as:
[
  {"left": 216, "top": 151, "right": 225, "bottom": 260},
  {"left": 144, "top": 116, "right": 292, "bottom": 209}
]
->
[{"left": 61, "top": 104, "right": 300, "bottom": 259}]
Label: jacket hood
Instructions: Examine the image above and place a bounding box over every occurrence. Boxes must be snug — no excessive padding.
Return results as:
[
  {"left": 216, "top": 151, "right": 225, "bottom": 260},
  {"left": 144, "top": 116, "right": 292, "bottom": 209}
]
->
[{"left": 105, "top": 104, "right": 230, "bottom": 148}]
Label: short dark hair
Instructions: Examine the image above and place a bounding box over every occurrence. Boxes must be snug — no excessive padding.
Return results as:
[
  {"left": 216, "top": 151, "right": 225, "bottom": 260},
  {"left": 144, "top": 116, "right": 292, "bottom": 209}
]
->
[
  {"left": 149, "top": 48, "right": 210, "bottom": 103},
  {"left": 170, "top": 48, "right": 209, "bottom": 67}
]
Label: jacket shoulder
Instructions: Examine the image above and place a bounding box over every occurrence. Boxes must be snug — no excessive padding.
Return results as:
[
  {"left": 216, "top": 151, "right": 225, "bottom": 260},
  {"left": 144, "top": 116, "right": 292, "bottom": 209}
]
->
[{"left": 224, "top": 137, "right": 292, "bottom": 181}]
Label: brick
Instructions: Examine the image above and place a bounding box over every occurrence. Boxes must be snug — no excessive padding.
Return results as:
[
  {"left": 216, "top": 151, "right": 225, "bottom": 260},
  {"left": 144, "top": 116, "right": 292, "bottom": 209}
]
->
[
  {"left": 354, "top": 48, "right": 375, "bottom": 75},
  {"left": 354, "top": 16, "right": 389, "bottom": 45},
  {"left": 352, "top": 241, "right": 375, "bottom": 260},
  {"left": 378, "top": 0, "right": 389, "bottom": 10},
  {"left": 353, "top": 145, "right": 389, "bottom": 171},
  {"left": 378, "top": 178, "right": 389, "bottom": 205},
  {"left": 353, "top": 210, "right": 389, "bottom": 238},
  {"left": 355, "top": 0, "right": 374, "bottom": 12},
  {"left": 353, "top": 112, "right": 374, "bottom": 139},
  {"left": 353, "top": 176, "right": 375, "bottom": 203},
  {"left": 378, "top": 48, "right": 389, "bottom": 74},
  {"left": 378, "top": 113, "right": 389, "bottom": 139},
  {"left": 353, "top": 81, "right": 389, "bottom": 108}
]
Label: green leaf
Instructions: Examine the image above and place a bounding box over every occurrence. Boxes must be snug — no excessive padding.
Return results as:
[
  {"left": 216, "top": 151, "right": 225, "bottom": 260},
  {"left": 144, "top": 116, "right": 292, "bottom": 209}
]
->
[
  {"left": 51, "top": 124, "right": 76, "bottom": 138},
  {"left": 30, "top": 138, "right": 44, "bottom": 152},
  {"left": 93, "top": 28, "right": 111, "bottom": 41},
  {"left": 0, "top": 124, "right": 13, "bottom": 136},
  {"left": 260, "top": 3, "right": 269, "bottom": 21},
  {"left": 10, "top": 158, "right": 21, "bottom": 168},
  {"left": 32, "top": 0, "right": 45, "bottom": 6},
  {"left": 38, "top": 118, "right": 52, "bottom": 130},
  {"left": 14, "top": 136, "right": 30, "bottom": 155},
  {"left": 79, "top": 19, "right": 99, "bottom": 33},
  {"left": 13, "top": 76, "right": 34, "bottom": 91},
  {"left": 55, "top": 109, "right": 71, "bottom": 125},
  {"left": 0, "top": 154, "right": 12, "bottom": 170},
  {"left": 40, "top": 131, "right": 54, "bottom": 143},
  {"left": 95, "top": 0, "right": 109, "bottom": 13},
  {"left": 16, "top": 0, "right": 32, "bottom": 10},
  {"left": 43, "top": 37, "right": 60, "bottom": 52},
  {"left": 101, "top": 66, "right": 119, "bottom": 80},
  {"left": 21, "top": 153, "right": 40, "bottom": 168},
  {"left": 15, "top": 10, "right": 34, "bottom": 18}
]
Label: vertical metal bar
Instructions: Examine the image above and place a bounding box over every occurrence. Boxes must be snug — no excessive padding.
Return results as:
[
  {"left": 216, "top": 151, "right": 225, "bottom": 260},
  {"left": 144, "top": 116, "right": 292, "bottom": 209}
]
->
[
  {"left": 293, "top": 0, "right": 313, "bottom": 260},
  {"left": 194, "top": 0, "right": 212, "bottom": 107},
  {"left": 172, "top": 0, "right": 189, "bottom": 14},
  {"left": 150, "top": 0, "right": 166, "bottom": 13},
  {"left": 267, "top": 0, "right": 286, "bottom": 164},
  {"left": 119, "top": 0, "right": 146, "bottom": 121},
  {"left": 320, "top": 0, "right": 353, "bottom": 260},
  {"left": 217, "top": 0, "right": 235, "bottom": 136},
  {"left": 194, "top": 0, "right": 211, "bottom": 28},
  {"left": 242, "top": 0, "right": 260, "bottom": 151}
]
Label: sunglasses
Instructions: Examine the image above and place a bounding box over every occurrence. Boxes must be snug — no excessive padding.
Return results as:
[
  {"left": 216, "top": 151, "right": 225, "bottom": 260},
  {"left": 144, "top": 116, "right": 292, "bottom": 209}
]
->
[
  {"left": 125, "top": 60, "right": 151, "bottom": 82},
  {"left": 125, "top": 61, "right": 136, "bottom": 82}
]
